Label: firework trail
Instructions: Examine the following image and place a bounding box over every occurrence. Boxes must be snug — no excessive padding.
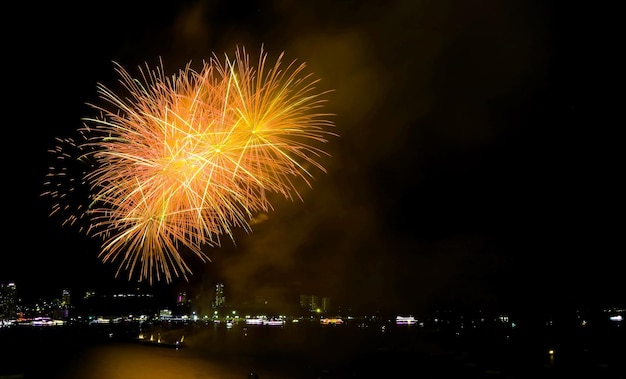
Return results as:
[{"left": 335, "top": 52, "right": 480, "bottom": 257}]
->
[{"left": 45, "top": 46, "right": 336, "bottom": 283}]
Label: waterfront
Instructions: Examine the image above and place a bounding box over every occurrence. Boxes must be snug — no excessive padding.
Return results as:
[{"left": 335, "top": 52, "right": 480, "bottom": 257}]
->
[{"left": 1, "top": 317, "right": 624, "bottom": 378}]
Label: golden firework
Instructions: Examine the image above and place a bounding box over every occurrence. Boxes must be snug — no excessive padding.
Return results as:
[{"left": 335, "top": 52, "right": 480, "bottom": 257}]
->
[{"left": 48, "top": 46, "right": 336, "bottom": 283}]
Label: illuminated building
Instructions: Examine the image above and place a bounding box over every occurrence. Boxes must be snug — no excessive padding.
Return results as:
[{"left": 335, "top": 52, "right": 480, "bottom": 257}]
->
[
  {"left": 299, "top": 294, "right": 318, "bottom": 312},
  {"left": 175, "top": 291, "right": 191, "bottom": 315},
  {"left": 62, "top": 289, "right": 71, "bottom": 306},
  {"left": 0, "top": 282, "right": 17, "bottom": 320},
  {"left": 213, "top": 283, "right": 225, "bottom": 308},
  {"left": 321, "top": 297, "right": 331, "bottom": 313},
  {"left": 300, "top": 294, "right": 331, "bottom": 313}
]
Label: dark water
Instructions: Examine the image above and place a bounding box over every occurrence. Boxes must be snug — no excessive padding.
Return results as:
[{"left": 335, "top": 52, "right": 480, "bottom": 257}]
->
[{"left": 1, "top": 320, "right": 624, "bottom": 379}]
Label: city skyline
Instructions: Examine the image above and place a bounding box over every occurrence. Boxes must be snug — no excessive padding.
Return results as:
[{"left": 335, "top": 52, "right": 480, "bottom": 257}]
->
[
  {"left": 4, "top": 278, "right": 624, "bottom": 328},
  {"left": 2, "top": 1, "right": 622, "bottom": 316},
  {"left": 1, "top": 279, "right": 340, "bottom": 320}
]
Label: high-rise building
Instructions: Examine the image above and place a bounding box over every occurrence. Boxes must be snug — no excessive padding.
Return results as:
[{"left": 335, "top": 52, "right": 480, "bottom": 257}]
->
[
  {"left": 310, "top": 295, "right": 319, "bottom": 311},
  {"left": 300, "top": 294, "right": 324, "bottom": 312},
  {"left": 321, "top": 297, "right": 331, "bottom": 313},
  {"left": 175, "top": 291, "right": 191, "bottom": 315},
  {"left": 53, "top": 289, "right": 71, "bottom": 320},
  {"left": 62, "top": 289, "right": 71, "bottom": 307},
  {"left": 213, "top": 283, "right": 225, "bottom": 308},
  {"left": 0, "top": 282, "right": 17, "bottom": 320}
]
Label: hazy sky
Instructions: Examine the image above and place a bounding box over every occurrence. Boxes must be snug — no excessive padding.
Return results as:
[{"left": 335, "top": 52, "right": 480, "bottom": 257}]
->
[{"left": 3, "top": 0, "right": 621, "bottom": 314}]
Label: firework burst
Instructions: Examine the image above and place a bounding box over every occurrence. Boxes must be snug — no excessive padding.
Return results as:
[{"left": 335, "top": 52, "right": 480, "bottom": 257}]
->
[{"left": 46, "top": 46, "right": 336, "bottom": 283}]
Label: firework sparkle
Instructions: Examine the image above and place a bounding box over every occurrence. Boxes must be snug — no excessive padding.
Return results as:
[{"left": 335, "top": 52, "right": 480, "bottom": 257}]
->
[{"left": 44, "top": 46, "right": 337, "bottom": 283}]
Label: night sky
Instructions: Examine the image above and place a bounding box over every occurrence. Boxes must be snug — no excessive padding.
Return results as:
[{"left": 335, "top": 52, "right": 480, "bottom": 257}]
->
[{"left": 2, "top": 1, "right": 621, "bottom": 315}]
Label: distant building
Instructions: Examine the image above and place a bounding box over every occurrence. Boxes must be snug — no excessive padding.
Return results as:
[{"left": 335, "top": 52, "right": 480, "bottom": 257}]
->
[
  {"left": 0, "top": 282, "right": 17, "bottom": 320},
  {"left": 321, "top": 297, "right": 331, "bottom": 313},
  {"left": 159, "top": 308, "right": 173, "bottom": 319},
  {"left": 62, "top": 289, "right": 71, "bottom": 307},
  {"left": 213, "top": 283, "right": 225, "bottom": 308},
  {"left": 300, "top": 294, "right": 331, "bottom": 313},
  {"left": 175, "top": 291, "right": 191, "bottom": 315}
]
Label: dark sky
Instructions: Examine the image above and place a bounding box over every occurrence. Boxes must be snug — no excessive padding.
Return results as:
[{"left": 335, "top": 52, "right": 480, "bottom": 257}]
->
[{"left": 2, "top": 1, "right": 621, "bottom": 315}]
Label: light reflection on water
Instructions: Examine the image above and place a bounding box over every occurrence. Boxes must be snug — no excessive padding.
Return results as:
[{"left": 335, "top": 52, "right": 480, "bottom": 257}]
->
[
  {"left": 61, "top": 342, "right": 280, "bottom": 379},
  {"left": 2, "top": 322, "right": 405, "bottom": 379},
  {"left": 61, "top": 323, "right": 345, "bottom": 379},
  {"left": 2, "top": 320, "right": 625, "bottom": 379}
]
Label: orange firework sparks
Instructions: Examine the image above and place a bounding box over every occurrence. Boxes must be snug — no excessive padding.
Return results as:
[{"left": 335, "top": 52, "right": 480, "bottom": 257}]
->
[
  {"left": 42, "top": 133, "right": 93, "bottom": 234},
  {"left": 47, "top": 46, "right": 336, "bottom": 283}
]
